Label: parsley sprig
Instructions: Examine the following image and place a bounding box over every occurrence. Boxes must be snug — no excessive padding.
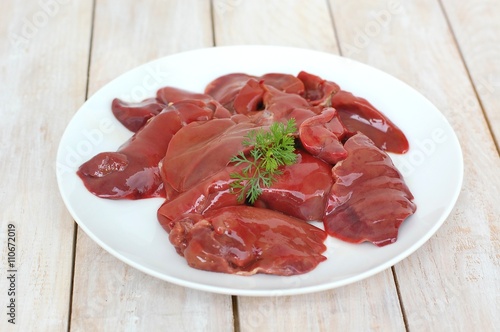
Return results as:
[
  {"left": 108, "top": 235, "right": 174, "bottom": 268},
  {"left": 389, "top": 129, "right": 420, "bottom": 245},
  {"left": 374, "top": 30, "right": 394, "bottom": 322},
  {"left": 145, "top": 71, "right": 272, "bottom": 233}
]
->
[{"left": 230, "top": 119, "right": 298, "bottom": 204}]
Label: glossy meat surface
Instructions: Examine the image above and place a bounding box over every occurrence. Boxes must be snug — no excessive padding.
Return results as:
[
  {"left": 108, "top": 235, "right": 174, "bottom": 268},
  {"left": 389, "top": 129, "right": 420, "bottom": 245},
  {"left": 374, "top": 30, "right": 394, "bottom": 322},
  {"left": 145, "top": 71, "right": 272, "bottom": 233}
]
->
[
  {"left": 298, "top": 70, "right": 340, "bottom": 105},
  {"left": 78, "top": 101, "right": 219, "bottom": 199},
  {"left": 160, "top": 118, "right": 257, "bottom": 193},
  {"left": 323, "top": 133, "right": 416, "bottom": 246},
  {"left": 77, "top": 70, "right": 417, "bottom": 276},
  {"left": 254, "top": 150, "right": 333, "bottom": 221},
  {"left": 169, "top": 206, "right": 327, "bottom": 275},
  {"left": 331, "top": 90, "right": 409, "bottom": 153},
  {"left": 157, "top": 164, "right": 243, "bottom": 233},
  {"left": 111, "top": 98, "right": 164, "bottom": 132},
  {"left": 298, "top": 71, "right": 409, "bottom": 153},
  {"left": 205, "top": 73, "right": 305, "bottom": 112},
  {"left": 298, "top": 108, "right": 348, "bottom": 164},
  {"left": 111, "top": 87, "right": 232, "bottom": 134},
  {"left": 156, "top": 86, "right": 214, "bottom": 105}
]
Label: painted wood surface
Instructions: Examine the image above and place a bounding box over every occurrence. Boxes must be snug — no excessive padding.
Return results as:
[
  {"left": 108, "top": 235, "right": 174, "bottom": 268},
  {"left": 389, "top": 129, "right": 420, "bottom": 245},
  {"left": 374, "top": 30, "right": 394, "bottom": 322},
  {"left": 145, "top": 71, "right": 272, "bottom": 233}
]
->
[
  {"left": 1, "top": 0, "right": 498, "bottom": 331},
  {"left": 0, "top": 1, "right": 92, "bottom": 330},
  {"left": 441, "top": 0, "right": 500, "bottom": 148}
]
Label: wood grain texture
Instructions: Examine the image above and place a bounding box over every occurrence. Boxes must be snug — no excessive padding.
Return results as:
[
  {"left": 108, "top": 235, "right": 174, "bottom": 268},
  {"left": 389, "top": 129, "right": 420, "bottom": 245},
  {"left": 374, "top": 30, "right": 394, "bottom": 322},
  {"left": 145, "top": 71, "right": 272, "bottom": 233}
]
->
[
  {"left": 71, "top": 236, "right": 233, "bottom": 331},
  {"left": 70, "top": 0, "right": 234, "bottom": 330},
  {"left": 0, "top": 0, "right": 93, "bottom": 330},
  {"left": 213, "top": 1, "right": 405, "bottom": 331},
  {"left": 236, "top": 273, "right": 405, "bottom": 332},
  {"left": 87, "top": 0, "right": 214, "bottom": 94},
  {"left": 213, "top": 0, "right": 338, "bottom": 53},
  {"left": 329, "top": 0, "right": 500, "bottom": 330},
  {"left": 441, "top": 0, "right": 500, "bottom": 149}
]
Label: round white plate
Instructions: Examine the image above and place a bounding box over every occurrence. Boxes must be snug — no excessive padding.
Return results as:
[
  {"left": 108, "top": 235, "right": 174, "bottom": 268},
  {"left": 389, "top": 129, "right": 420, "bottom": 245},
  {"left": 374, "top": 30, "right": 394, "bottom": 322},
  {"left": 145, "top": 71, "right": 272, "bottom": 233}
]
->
[{"left": 56, "top": 46, "right": 463, "bottom": 296}]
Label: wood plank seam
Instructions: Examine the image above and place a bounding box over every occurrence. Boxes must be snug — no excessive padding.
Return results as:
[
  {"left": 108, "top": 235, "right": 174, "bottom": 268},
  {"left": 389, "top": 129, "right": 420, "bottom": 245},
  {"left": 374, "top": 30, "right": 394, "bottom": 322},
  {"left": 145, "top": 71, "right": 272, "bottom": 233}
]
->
[
  {"left": 232, "top": 296, "right": 241, "bottom": 332},
  {"left": 325, "top": 0, "right": 342, "bottom": 54},
  {"left": 67, "top": 1, "right": 97, "bottom": 331},
  {"left": 209, "top": 0, "right": 217, "bottom": 46},
  {"left": 437, "top": 0, "right": 500, "bottom": 154},
  {"left": 391, "top": 267, "right": 409, "bottom": 332}
]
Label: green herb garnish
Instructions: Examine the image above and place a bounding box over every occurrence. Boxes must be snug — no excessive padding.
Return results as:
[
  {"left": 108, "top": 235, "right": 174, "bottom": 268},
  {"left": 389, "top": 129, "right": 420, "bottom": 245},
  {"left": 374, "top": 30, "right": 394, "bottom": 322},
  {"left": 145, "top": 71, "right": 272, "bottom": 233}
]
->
[{"left": 230, "top": 119, "right": 298, "bottom": 204}]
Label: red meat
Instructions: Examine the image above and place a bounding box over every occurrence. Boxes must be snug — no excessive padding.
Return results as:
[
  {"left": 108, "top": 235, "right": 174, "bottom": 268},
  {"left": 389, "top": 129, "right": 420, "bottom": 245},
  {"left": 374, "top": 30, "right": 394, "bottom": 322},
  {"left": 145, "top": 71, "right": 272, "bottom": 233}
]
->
[
  {"left": 77, "top": 100, "right": 223, "bottom": 199},
  {"left": 254, "top": 150, "right": 333, "bottom": 221},
  {"left": 297, "top": 71, "right": 409, "bottom": 153},
  {"left": 169, "top": 206, "right": 327, "bottom": 276},
  {"left": 323, "top": 133, "right": 416, "bottom": 246}
]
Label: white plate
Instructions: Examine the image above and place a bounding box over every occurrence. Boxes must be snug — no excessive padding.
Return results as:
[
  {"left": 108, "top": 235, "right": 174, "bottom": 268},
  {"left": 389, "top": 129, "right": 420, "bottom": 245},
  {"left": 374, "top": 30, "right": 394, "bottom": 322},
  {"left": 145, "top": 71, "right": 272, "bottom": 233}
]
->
[{"left": 56, "top": 46, "right": 463, "bottom": 296}]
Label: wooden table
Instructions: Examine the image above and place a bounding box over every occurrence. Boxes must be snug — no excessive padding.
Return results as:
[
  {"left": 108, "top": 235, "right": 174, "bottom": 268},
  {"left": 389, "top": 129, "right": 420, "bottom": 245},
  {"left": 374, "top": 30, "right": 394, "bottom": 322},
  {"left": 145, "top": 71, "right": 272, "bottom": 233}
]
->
[{"left": 2, "top": 0, "right": 499, "bottom": 331}]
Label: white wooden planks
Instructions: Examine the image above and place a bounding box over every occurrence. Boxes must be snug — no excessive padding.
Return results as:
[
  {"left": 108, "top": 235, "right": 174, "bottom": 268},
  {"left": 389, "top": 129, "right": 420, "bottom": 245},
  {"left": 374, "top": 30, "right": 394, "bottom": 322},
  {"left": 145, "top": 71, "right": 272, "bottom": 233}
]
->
[
  {"left": 213, "top": 0, "right": 338, "bottom": 53},
  {"left": 441, "top": 0, "right": 500, "bottom": 148},
  {"left": 0, "top": 0, "right": 93, "bottom": 330}
]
